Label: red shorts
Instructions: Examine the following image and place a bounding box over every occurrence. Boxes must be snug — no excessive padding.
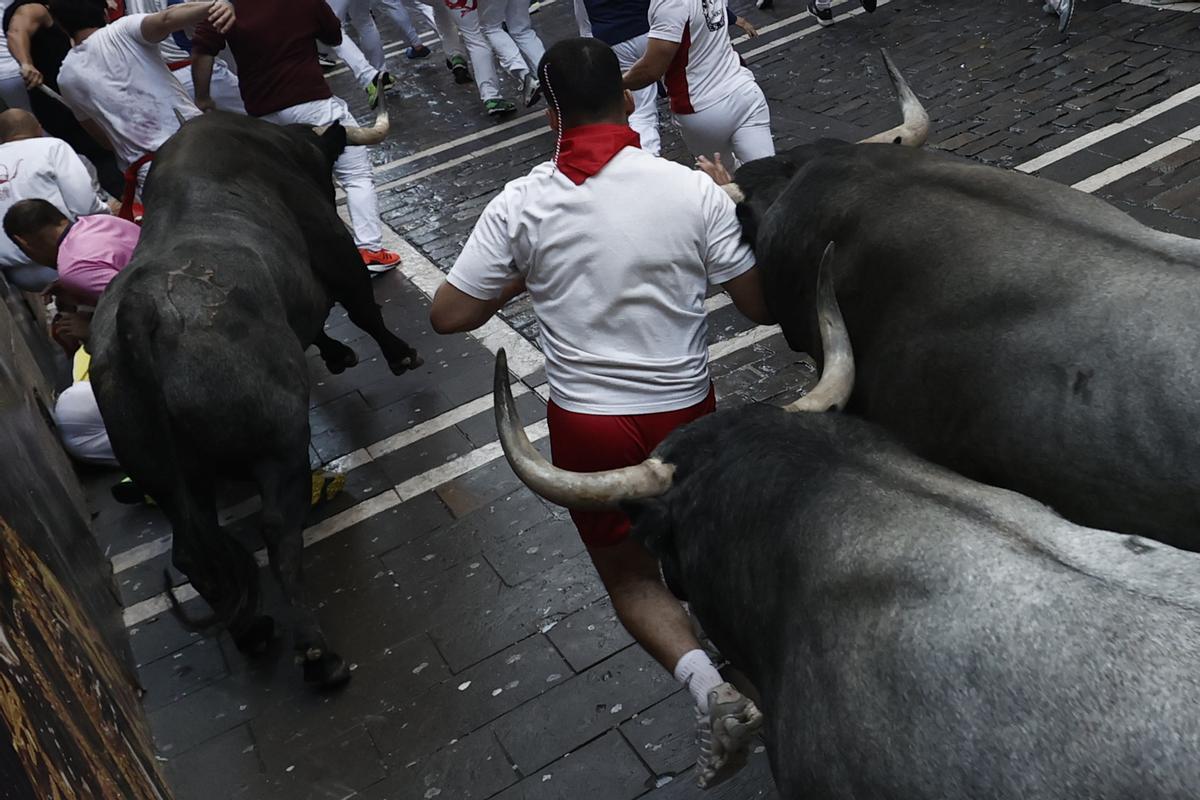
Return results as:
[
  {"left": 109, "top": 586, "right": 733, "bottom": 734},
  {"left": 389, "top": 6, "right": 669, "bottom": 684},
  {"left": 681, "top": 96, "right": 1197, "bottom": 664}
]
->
[{"left": 547, "top": 385, "right": 717, "bottom": 548}]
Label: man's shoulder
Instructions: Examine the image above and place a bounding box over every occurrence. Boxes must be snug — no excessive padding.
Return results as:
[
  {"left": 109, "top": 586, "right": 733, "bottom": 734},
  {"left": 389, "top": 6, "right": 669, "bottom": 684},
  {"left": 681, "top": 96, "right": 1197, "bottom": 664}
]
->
[
  {"left": 495, "top": 160, "right": 557, "bottom": 200},
  {"left": 610, "top": 148, "right": 708, "bottom": 190}
]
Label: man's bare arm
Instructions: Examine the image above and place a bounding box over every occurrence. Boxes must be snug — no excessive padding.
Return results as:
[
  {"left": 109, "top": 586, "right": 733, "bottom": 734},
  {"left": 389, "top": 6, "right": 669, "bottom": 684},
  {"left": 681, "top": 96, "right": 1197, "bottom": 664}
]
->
[
  {"left": 429, "top": 277, "right": 527, "bottom": 334},
  {"left": 722, "top": 268, "right": 774, "bottom": 325},
  {"left": 8, "top": 4, "right": 51, "bottom": 89},
  {"left": 190, "top": 52, "right": 216, "bottom": 111},
  {"left": 623, "top": 37, "right": 679, "bottom": 91},
  {"left": 140, "top": 0, "right": 234, "bottom": 44}
]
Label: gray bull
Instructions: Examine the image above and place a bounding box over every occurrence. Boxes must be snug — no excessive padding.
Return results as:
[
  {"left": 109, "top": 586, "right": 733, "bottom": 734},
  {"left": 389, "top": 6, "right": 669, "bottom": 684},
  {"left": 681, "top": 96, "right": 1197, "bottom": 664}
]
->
[
  {"left": 492, "top": 246, "right": 1200, "bottom": 798},
  {"left": 89, "top": 108, "right": 421, "bottom": 687},
  {"left": 726, "top": 52, "right": 1200, "bottom": 551}
]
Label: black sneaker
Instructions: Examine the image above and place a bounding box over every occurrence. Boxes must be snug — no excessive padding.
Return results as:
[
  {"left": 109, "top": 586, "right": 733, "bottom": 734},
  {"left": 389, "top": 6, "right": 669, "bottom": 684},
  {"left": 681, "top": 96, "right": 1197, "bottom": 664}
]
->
[
  {"left": 318, "top": 51, "right": 337, "bottom": 71},
  {"left": 808, "top": 0, "right": 833, "bottom": 24},
  {"left": 860, "top": 0, "right": 876, "bottom": 10},
  {"left": 447, "top": 55, "right": 473, "bottom": 84},
  {"left": 755, "top": 0, "right": 773, "bottom": 8},
  {"left": 1056, "top": 0, "right": 1074, "bottom": 33}
]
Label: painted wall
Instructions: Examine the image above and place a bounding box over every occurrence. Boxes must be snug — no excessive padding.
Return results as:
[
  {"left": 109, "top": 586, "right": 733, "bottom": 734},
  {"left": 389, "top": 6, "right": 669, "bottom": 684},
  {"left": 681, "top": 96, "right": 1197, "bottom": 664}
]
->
[{"left": 0, "top": 276, "right": 172, "bottom": 799}]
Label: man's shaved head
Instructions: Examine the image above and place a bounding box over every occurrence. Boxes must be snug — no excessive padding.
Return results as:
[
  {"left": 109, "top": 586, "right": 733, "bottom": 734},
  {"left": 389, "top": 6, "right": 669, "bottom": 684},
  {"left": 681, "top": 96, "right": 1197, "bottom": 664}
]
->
[
  {"left": 537, "top": 38, "right": 627, "bottom": 129},
  {"left": 0, "top": 109, "right": 41, "bottom": 142}
]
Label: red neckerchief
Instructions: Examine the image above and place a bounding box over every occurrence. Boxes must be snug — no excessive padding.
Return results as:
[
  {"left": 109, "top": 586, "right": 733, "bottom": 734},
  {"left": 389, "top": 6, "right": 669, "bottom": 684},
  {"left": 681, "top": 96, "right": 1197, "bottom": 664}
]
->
[{"left": 555, "top": 123, "right": 641, "bottom": 185}]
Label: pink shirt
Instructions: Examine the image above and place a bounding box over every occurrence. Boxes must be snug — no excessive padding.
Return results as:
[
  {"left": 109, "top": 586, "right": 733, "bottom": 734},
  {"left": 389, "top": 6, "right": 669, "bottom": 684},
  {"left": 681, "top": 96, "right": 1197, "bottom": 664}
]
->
[{"left": 57, "top": 214, "right": 140, "bottom": 305}]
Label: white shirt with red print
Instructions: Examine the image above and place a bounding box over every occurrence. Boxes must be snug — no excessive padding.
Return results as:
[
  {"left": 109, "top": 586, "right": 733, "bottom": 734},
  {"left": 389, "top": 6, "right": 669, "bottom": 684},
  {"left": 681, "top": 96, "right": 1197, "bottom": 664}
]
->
[{"left": 647, "top": 0, "right": 754, "bottom": 115}]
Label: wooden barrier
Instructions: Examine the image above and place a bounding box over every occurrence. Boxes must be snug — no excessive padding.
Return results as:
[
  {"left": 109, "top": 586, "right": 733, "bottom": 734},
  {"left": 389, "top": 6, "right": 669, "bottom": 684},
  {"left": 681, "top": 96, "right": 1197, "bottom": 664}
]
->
[{"left": 0, "top": 275, "right": 171, "bottom": 799}]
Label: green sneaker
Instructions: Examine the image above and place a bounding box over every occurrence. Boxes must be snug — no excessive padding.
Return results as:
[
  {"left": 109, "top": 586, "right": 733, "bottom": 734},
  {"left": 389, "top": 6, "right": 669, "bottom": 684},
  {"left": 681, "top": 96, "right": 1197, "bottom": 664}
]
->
[
  {"left": 485, "top": 98, "right": 516, "bottom": 116},
  {"left": 380, "top": 70, "right": 396, "bottom": 90},
  {"left": 366, "top": 72, "right": 389, "bottom": 109},
  {"left": 448, "top": 55, "right": 473, "bottom": 84}
]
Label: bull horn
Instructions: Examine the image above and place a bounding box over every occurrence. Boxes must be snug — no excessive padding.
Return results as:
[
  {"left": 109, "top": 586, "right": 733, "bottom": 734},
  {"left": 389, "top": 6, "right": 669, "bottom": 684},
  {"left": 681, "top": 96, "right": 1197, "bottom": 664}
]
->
[
  {"left": 345, "top": 93, "right": 389, "bottom": 145},
  {"left": 311, "top": 95, "right": 390, "bottom": 145},
  {"left": 858, "top": 49, "right": 929, "bottom": 147},
  {"left": 784, "top": 242, "right": 855, "bottom": 412},
  {"left": 493, "top": 350, "right": 675, "bottom": 510},
  {"left": 721, "top": 183, "right": 745, "bottom": 203}
]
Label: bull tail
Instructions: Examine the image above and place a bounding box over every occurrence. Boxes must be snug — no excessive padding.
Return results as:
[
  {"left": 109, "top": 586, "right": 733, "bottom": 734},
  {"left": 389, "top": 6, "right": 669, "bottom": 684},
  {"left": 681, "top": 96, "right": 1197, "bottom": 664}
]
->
[{"left": 113, "top": 291, "right": 261, "bottom": 635}]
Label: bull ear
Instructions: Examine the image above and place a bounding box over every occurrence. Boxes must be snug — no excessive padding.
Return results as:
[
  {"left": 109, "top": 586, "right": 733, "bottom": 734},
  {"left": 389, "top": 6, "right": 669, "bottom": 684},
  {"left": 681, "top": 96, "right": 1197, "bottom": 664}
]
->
[
  {"left": 316, "top": 123, "right": 348, "bottom": 168},
  {"left": 624, "top": 497, "right": 674, "bottom": 560}
]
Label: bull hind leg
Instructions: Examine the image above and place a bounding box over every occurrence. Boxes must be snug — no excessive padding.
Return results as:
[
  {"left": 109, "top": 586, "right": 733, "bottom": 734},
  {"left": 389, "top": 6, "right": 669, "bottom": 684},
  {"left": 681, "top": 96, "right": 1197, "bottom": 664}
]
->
[
  {"left": 327, "top": 267, "right": 423, "bottom": 376},
  {"left": 253, "top": 457, "right": 350, "bottom": 690},
  {"left": 313, "top": 330, "right": 359, "bottom": 375},
  {"left": 154, "top": 470, "right": 268, "bottom": 648}
]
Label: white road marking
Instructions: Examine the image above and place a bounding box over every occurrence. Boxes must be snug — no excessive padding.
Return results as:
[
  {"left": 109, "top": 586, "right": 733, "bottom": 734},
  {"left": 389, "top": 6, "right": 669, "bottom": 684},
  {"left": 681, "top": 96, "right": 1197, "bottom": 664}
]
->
[
  {"left": 1071, "top": 124, "right": 1200, "bottom": 193},
  {"left": 374, "top": 126, "right": 550, "bottom": 194},
  {"left": 122, "top": 419, "right": 550, "bottom": 628},
  {"left": 743, "top": 0, "right": 892, "bottom": 60},
  {"left": 382, "top": 224, "right": 547, "bottom": 378},
  {"left": 1121, "top": 0, "right": 1200, "bottom": 11},
  {"left": 1016, "top": 82, "right": 1200, "bottom": 173}
]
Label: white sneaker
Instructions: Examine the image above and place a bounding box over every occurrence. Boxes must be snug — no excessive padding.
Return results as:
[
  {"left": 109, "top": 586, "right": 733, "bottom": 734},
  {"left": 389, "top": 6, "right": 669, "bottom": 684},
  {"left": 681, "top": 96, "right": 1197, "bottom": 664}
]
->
[{"left": 695, "top": 682, "right": 764, "bottom": 789}]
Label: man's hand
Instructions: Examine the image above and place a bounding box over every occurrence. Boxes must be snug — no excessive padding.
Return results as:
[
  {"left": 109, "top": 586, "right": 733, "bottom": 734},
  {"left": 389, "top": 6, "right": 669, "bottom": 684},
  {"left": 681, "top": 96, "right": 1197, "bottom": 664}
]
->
[
  {"left": 195, "top": 95, "right": 216, "bottom": 113},
  {"left": 207, "top": 0, "right": 235, "bottom": 34},
  {"left": 696, "top": 153, "right": 734, "bottom": 186},
  {"left": 734, "top": 16, "right": 758, "bottom": 37},
  {"left": 58, "top": 311, "right": 91, "bottom": 343},
  {"left": 19, "top": 63, "right": 42, "bottom": 89}
]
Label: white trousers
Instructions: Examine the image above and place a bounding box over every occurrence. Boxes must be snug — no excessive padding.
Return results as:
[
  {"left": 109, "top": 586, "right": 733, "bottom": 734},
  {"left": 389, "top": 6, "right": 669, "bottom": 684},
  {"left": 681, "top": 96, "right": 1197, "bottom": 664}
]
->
[
  {"left": 442, "top": 1, "right": 524, "bottom": 102},
  {"left": 55, "top": 382, "right": 118, "bottom": 466},
  {"left": 477, "top": 0, "right": 544, "bottom": 76},
  {"left": 611, "top": 34, "right": 659, "bottom": 156},
  {"left": 573, "top": 0, "right": 591, "bottom": 36},
  {"left": 175, "top": 60, "right": 245, "bottom": 114},
  {"left": 676, "top": 79, "right": 774, "bottom": 168},
  {"left": 261, "top": 97, "right": 383, "bottom": 250},
  {"left": 415, "top": 0, "right": 467, "bottom": 60},
  {"left": 330, "top": 0, "right": 418, "bottom": 87}
]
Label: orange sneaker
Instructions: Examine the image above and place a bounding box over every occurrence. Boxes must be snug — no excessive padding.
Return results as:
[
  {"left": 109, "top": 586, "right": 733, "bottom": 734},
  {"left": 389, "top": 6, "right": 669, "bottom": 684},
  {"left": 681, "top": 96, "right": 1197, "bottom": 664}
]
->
[{"left": 359, "top": 247, "right": 401, "bottom": 273}]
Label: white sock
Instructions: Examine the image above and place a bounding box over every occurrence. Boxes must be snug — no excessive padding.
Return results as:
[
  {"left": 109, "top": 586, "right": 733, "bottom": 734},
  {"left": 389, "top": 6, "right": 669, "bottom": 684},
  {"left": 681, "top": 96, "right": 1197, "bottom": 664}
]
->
[{"left": 673, "top": 649, "right": 724, "bottom": 713}]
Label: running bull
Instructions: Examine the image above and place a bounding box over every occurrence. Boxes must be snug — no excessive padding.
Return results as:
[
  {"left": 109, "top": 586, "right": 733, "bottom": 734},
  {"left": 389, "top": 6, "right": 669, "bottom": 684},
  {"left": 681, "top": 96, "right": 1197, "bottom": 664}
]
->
[
  {"left": 724, "top": 51, "right": 1200, "bottom": 551},
  {"left": 493, "top": 246, "right": 1200, "bottom": 797},
  {"left": 88, "top": 106, "right": 422, "bottom": 688}
]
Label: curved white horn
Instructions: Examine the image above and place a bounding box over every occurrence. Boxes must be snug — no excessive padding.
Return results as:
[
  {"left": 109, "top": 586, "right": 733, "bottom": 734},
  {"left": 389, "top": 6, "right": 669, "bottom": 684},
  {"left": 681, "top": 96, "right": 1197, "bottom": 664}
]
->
[
  {"left": 493, "top": 350, "right": 674, "bottom": 510},
  {"left": 858, "top": 50, "right": 929, "bottom": 147},
  {"left": 344, "top": 94, "right": 390, "bottom": 146},
  {"left": 784, "top": 242, "right": 855, "bottom": 412}
]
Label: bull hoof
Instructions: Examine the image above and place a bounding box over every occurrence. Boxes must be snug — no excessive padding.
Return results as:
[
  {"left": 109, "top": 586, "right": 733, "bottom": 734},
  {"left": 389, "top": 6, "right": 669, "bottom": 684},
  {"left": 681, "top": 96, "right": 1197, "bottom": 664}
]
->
[
  {"left": 303, "top": 650, "right": 352, "bottom": 690},
  {"left": 323, "top": 347, "right": 359, "bottom": 375},
  {"left": 388, "top": 352, "right": 424, "bottom": 376},
  {"left": 232, "top": 615, "right": 276, "bottom": 655}
]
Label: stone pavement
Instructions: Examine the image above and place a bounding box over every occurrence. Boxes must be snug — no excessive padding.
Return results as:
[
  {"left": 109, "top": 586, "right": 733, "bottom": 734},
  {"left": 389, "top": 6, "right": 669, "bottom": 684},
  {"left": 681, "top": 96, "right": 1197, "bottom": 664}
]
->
[{"left": 83, "top": 0, "right": 1200, "bottom": 798}]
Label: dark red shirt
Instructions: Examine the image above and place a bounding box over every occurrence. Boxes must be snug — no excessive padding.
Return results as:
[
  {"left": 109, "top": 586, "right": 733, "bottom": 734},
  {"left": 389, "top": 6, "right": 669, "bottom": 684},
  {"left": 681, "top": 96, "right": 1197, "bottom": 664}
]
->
[{"left": 192, "top": 0, "right": 342, "bottom": 117}]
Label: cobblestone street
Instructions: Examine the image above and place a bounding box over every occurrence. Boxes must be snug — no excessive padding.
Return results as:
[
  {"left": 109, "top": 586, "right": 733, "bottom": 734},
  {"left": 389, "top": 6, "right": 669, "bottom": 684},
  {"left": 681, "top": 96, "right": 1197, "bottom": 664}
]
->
[{"left": 84, "top": 1, "right": 1200, "bottom": 797}]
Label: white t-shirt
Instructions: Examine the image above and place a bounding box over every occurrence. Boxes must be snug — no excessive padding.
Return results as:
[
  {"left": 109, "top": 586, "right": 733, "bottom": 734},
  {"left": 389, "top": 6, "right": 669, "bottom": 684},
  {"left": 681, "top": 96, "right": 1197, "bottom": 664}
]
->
[
  {"left": 648, "top": 0, "right": 755, "bottom": 115},
  {"left": 0, "top": 136, "right": 105, "bottom": 269},
  {"left": 447, "top": 146, "right": 755, "bottom": 415},
  {"left": 58, "top": 15, "right": 199, "bottom": 171}
]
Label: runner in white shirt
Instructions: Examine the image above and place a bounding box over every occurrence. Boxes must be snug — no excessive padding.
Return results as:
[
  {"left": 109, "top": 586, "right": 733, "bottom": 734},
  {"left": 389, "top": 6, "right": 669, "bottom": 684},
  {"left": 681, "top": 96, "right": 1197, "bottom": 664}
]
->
[
  {"left": 51, "top": 0, "right": 234, "bottom": 195},
  {"left": 122, "top": 0, "right": 244, "bottom": 112},
  {"left": 0, "top": 108, "right": 104, "bottom": 290},
  {"left": 622, "top": 0, "right": 773, "bottom": 168},
  {"left": 428, "top": 38, "right": 771, "bottom": 789}
]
